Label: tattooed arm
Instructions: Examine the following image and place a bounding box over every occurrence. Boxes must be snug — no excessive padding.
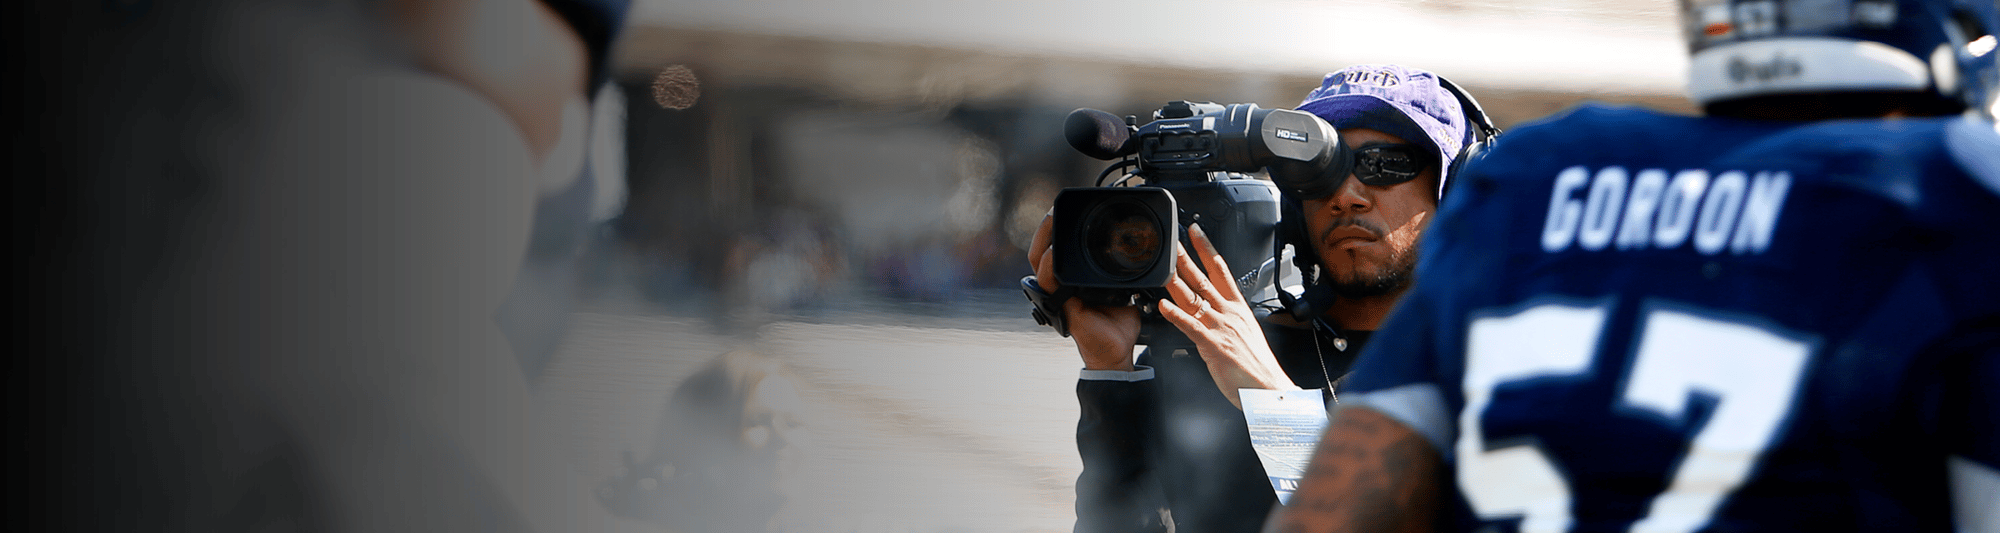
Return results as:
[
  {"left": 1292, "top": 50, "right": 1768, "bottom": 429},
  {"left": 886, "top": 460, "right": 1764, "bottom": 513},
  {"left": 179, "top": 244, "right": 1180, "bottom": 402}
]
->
[{"left": 1262, "top": 405, "right": 1445, "bottom": 533}]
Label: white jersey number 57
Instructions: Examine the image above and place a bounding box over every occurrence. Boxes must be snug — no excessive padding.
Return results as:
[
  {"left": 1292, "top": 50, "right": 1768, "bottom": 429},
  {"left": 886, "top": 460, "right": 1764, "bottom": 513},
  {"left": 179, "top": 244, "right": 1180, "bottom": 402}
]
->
[{"left": 1456, "top": 301, "right": 1811, "bottom": 533}]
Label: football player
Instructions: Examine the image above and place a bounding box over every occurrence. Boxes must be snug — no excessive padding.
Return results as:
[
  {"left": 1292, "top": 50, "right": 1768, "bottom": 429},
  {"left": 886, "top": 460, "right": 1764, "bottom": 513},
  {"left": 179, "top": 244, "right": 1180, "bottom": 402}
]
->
[{"left": 1266, "top": 0, "right": 1999, "bottom": 531}]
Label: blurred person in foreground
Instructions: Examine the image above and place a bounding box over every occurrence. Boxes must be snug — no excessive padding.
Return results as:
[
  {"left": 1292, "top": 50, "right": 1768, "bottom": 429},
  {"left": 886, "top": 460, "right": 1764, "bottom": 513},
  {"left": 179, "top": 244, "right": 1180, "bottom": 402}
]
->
[
  {"left": 41, "top": 0, "right": 648, "bottom": 531},
  {"left": 1029, "top": 64, "right": 1498, "bottom": 533},
  {"left": 597, "top": 349, "right": 810, "bottom": 533},
  {"left": 1267, "top": 0, "right": 1999, "bottom": 531}
]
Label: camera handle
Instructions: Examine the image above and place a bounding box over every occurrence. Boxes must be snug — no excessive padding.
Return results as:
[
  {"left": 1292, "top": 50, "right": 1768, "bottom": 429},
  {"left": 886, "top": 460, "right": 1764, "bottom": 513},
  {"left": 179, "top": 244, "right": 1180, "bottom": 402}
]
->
[{"left": 1021, "top": 275, "right": 1076, "bottom": 337}]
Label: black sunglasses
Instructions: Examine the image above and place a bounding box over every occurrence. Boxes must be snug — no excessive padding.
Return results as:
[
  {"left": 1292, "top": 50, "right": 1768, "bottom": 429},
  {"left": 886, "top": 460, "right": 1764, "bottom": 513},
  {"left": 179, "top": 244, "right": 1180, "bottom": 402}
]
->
[{"left": 1276, "top": 144, "right": 1434, "bottom": 199}]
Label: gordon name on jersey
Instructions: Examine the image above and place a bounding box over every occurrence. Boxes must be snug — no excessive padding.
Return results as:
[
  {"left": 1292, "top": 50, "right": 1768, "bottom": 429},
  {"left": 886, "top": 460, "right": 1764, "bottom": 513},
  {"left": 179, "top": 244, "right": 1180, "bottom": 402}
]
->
[{"left": 1538, "top": 166, "right": 1790, "bottom": 256}]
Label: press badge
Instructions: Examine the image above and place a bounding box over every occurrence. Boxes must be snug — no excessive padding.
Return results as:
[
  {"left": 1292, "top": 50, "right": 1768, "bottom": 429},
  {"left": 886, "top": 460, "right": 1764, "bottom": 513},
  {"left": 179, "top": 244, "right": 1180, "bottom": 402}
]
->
[{"left": 1240, "top": 388, "right": 1330, "bottom": 505}]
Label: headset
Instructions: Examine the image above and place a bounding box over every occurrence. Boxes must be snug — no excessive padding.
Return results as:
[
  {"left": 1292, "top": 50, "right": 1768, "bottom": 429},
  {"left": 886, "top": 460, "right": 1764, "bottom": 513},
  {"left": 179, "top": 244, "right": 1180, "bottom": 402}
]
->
[
  {"left": 1272, "top": 74, "right": 1500, "bottom": 322},
  {"left": 1436, "top": 75, "right": 1502, "bottom": 197}
]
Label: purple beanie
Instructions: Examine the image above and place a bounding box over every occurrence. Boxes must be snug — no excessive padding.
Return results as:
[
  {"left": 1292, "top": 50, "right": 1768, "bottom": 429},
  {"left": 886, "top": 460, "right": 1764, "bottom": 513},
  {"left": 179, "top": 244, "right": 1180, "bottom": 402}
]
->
[{"left": 1295, "top": 64, "right": 1469, "bottom": 197}]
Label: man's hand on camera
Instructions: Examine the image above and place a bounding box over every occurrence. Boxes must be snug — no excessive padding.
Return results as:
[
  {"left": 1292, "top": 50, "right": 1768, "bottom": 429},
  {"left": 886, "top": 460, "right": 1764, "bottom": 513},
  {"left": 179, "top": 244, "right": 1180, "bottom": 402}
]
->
[
  {"left": 1031, "top": 212, "right": 1142, "bottom": 372},
  {"left": 1161, "top": 223, "right": 1299, "bottom": 410}
]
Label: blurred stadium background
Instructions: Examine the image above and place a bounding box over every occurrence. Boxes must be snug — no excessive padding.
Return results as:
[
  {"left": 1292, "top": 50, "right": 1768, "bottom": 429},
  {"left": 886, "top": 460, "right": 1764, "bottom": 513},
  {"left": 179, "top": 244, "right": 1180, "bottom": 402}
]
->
[{"left": 596, "top": 0, "right": 1694, "bottom": 317}]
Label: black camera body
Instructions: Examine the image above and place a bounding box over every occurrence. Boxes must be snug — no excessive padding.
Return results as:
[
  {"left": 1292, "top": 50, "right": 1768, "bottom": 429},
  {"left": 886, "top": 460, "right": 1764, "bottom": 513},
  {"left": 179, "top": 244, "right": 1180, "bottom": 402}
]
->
[
  {"left": 1049, "top": 181, "right": 1280, "bottom": 306},
  {"left": 1026, "top": 101, "right": 1346, "bottom": 348}
]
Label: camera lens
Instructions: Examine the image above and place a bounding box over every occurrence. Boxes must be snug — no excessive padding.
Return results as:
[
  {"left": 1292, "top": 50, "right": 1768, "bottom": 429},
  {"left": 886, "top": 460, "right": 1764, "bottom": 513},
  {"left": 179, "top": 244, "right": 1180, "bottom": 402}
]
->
[{"left": 1082, "top": 198, "right": 1167, "bottom": 281}]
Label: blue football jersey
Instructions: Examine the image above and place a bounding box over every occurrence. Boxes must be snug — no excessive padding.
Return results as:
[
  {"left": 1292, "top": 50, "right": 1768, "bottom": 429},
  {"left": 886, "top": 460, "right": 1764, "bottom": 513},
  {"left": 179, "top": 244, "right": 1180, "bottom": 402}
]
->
[{"left": 1342, "top": 104, "right": 2000, "bottom": 532}]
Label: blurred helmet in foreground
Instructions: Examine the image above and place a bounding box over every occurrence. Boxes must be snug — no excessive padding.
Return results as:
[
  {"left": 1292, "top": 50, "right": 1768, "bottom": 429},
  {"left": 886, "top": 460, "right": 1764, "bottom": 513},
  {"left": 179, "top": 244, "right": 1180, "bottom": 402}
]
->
[{"left": 1681, "top": 0, "right": 1998, "bottom": 114}]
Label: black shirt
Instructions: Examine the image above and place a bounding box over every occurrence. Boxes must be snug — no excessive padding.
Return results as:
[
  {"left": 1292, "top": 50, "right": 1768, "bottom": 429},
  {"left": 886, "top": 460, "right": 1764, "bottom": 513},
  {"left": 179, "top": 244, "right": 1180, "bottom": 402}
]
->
[{"left": 1073, "top": 318, "right": 1370, "bottom": 533}]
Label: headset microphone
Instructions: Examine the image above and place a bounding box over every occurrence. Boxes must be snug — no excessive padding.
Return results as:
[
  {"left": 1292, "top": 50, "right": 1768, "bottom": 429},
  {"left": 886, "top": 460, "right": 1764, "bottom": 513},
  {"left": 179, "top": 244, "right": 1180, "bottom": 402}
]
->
[{"left": 1064, "top": 108, "right": 1137, "bottom": 160}]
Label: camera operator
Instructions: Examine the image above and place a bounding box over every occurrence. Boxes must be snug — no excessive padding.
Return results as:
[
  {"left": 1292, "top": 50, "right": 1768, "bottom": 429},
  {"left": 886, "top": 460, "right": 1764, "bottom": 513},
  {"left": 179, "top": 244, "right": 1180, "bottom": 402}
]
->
[{"left": 1029, "top": 64, "right": 1489, "bottom": 533}]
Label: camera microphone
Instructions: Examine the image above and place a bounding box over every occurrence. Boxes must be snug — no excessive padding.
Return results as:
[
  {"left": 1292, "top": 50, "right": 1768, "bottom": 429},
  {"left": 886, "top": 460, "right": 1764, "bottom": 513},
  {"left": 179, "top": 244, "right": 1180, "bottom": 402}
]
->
[{"left": 1064, "top": 108, "right": 1136, "bottom": 160}]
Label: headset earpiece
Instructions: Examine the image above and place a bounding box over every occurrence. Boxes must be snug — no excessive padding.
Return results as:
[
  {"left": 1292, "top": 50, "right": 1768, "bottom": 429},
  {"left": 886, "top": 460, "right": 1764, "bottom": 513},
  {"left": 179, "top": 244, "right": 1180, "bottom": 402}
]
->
[
  {"left": 1443, "top": 136, "right": 1488, "bottom": 197},
  {"left": 1433, "top": 76, "right": 1502, "bottom": 197}
]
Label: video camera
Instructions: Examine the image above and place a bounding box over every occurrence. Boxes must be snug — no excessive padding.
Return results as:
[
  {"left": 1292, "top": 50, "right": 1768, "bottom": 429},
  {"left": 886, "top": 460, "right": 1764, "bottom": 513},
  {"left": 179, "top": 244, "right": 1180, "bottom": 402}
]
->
[{"left": 1024, "top": 101, "right": 1352, "bottom": 348}]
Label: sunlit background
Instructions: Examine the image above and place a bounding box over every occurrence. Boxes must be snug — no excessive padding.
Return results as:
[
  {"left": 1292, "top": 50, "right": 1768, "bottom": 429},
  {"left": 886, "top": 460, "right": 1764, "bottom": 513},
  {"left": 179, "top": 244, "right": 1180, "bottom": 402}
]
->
[
  {"left": 542, "top": 2, "right": 1696, "bottom": 532},
  {"left": 597, "top": 0, "right": 1693, "bottom": 316}
]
